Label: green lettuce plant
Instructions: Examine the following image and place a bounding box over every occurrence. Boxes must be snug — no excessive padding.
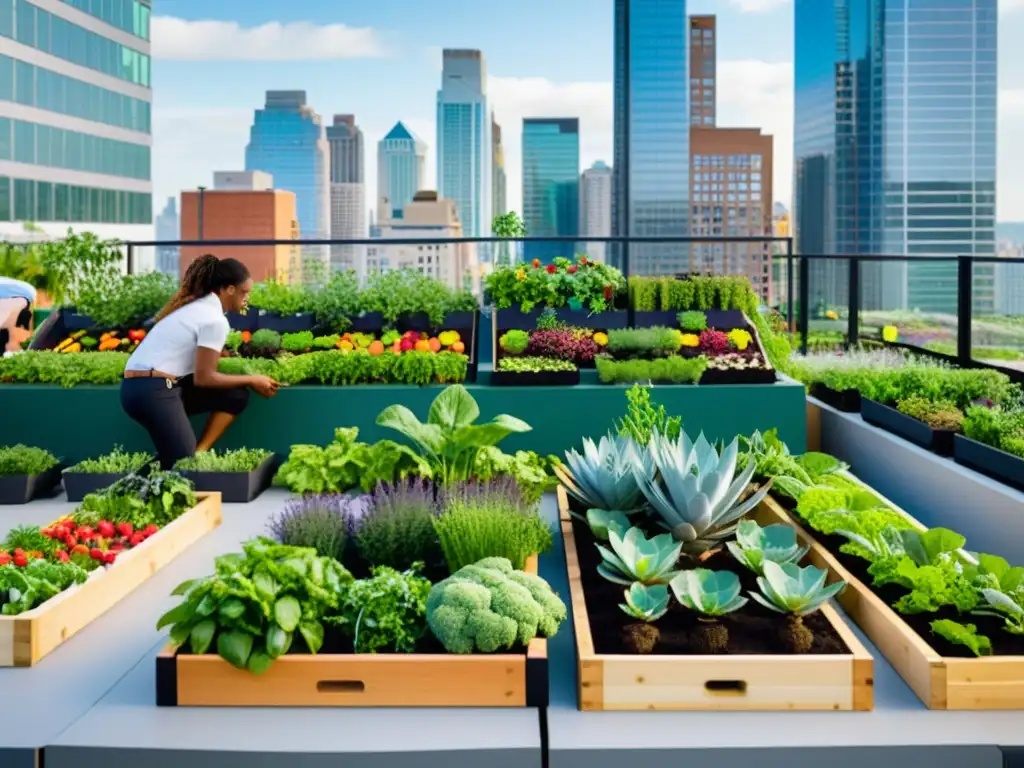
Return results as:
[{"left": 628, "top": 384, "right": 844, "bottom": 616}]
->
[
  {"left": 376, "top": 385, "right": 532, "bottom": 486},
  {"left": 157, "top": 539, "right": 352, "bottom": 674}
]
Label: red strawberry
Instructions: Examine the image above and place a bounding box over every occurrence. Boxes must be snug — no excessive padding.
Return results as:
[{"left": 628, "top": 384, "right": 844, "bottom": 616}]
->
[
  {"left": 61, "top": 519, "right": 76, "bottom": 529},
  {"left": 76, "top": 526, "right": 95, "bottom": 540},
  {"left": 116, "top": 522, "right": 133, "bottom": 538},
  {"left": 0, "top": 552, "right": 10, "bottom": 566},
  {"left": 142, "top": 525, "right": 159, "bottom": 538},
  {"left": 129, "top": 532, "right": 145, "bottom": 548},
  {"left": 56, "top": 550, "right": 69, "bottom": 562},
  {"left": 102, "top": 551, "right": 116, "bottom": 565},
  {"left": 97, "top": 521, "right": 115, "bottom": 539},
  {"left": 41, "top": 527, "right": 55, "bottom": 538},
  {"left": 64, "top": 534, "right": 78, "bottom": 549},
  {"left": 89, "top": 548, "right": 104, "bottom": 561},
  {"left": 13, "top": 552, "right": 28, "bottom": 567}
]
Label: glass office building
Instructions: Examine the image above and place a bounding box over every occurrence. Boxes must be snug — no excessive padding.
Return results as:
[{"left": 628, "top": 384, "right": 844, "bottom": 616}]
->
[
  {"left": 613, "top": 0, "right": 690, "bottom": 275},
  {"left": 245, "top": 90, "right": 330, "bottom": 266},
  {"left": 377, "top": 121, "right": 426, "bottom": 220},
  {"left": 794, "top": 0, "right": 996, "bottom": 314},
  {"left": 522, "top": 118, "right": 579, "bottom": 264},
  {"left": 437, "top": 49, "right": 491, "bottom": 254},
  {"left": 0, "top": 0, "right": 152, "bottom": 235}
]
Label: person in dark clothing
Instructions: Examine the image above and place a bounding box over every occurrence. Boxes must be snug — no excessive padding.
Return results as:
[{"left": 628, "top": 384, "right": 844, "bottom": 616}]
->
[{"left": 120, "top": 255, "right": 279, "bottom": 469}]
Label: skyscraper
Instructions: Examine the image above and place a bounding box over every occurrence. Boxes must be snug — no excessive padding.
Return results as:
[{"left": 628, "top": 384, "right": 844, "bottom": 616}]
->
[
  {"left": 581, "top": 161, "right": 613, "bottom": 264},
  {"left": 377, "top": 121, "right": 426, "bottom": 221},
  {"left": 689, "top": 15, "right": 716, "bottom": 126},
  {"left": 686, "top": 14, "right": 774, "bottom": 301},
  {"left": 613, "top": 0, "right": 690, "bottom": 275},
  {"left": 492, "top": 115, "right": 506, "bottom": 222},
  {"left": 0, "top": 0, "right": 153, "bottom": 244},
  {"left": 794, "top": 0, "right": 996, "bottom": 314},
  {"left": 522, "top": 118, "right": 580, "bottom": 264},
  {"left": 437, "top": 49, "right": 492, "bottom": 256},
  {"left": 154, "top": 196, "right": 179, "bottom": 276},
  {"left": 245, "top": 91, "right": 330, "bottom": 268},
  {"left": 326, "top": 114, "right": 365, "bottom": 275}
]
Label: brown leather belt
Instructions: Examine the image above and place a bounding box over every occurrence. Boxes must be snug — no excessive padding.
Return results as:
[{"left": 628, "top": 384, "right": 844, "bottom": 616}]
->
[{"left": 123, "top": 369, "right": 178, "bottom": 386}]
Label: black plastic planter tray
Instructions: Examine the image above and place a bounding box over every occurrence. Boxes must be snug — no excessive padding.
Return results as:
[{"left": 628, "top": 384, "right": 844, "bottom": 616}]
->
[
  {"left": 953, "top": 435, "right": 1024, "bottom": 493},
  {"left": 348, "top": 312, "right": 385, "bottom": 332},
  {"left": 810, "top": 383, "right": 861, "bottom": 413},
  {"left": 861, "top": 398, "right": 956, "bottom": 457},
  {"left": 490, "top": 369, "right": 580, "bottom": 387},
  {"left": 62, "top": 471, "right": 129, "bottom": 502},
  {"left": 177, "top": 454, "right": 278, "bottom": 503},
  {"left": 227, "top": 312, "right": 257, "bottom": 332},
  {"left": 700, "top": 366, "right": 777, "bottom": 385},
  {"left": 496, "top": 307, "right": 628, "bottom": 331},
  {"left": 632, "top": 310, "right": 679, "bottom": 328},
  {"left": 256, "top": 312, "right": 315, "bottom": 333},
  {"left": 0, "top": 465, "right": 62, "bottom": 505}
]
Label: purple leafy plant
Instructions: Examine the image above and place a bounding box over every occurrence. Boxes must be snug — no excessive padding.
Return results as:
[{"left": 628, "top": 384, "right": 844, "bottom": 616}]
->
[
  {"left": 267, "top": 493, "right": 368, "bottom": 562},
  {"left": 356, "top": 478, "right": 442, "bottom": 570}
]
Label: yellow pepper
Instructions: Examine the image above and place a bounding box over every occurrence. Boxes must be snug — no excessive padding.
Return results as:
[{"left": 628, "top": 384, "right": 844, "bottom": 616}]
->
[
  {"left": 99, "top": 338, "right": 121, "bottom": 351},
  {"left": 54, "top": 337, "right": 74, "bottom": 351},
  {"left": 680, "top": 333, "right": 700, "bottom": 347},
  {"left": 61, "top": 342, "right": 82, "bottom": 353},
  {"left": 882, "top": 325, "right": 899, "bottom": 343}
]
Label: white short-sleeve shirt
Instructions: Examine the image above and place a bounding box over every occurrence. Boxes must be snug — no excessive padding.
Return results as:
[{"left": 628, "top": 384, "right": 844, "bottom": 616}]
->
[
  {"left": 125, "top": 293, "right": 230, "bottom": 377},
  {"left": 0, "top": 277, "right": 36, "bottom": 302}
]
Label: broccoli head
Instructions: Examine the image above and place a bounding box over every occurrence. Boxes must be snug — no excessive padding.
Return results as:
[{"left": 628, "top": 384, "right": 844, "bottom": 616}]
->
[{"left": 426, "top": 557, "right": 568, "bottom": 653}]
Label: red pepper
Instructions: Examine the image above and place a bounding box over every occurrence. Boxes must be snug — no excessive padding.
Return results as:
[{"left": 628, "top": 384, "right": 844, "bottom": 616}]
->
[
  {"left": 0, "top": 551, "right": 10, "bottom": 566},
  {"left": 128, "top": 329, "right": 146, "bottom": 342},
  {"left": 603, "top": 284, "right": 613, "bottom": 301}
]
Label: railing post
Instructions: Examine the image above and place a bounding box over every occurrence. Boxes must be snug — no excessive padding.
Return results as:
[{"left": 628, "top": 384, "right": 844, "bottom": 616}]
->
[
  {"left": 126, "top": 242, "right": 134, "bottom": 275},
  {"left": 798, "top": 253, "right": 810, "bottom": 355},
  {"left": 957, "top": 254, "right": 973, "bottom": 367},
  {"left": 785, "top": 238, "right": 795, "bottom": 332},
  {"left": 847, "top": 256, "right": 860, "bottom": 347}
]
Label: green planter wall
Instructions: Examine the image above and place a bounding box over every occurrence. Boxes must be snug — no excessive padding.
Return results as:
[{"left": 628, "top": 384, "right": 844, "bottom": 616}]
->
[{"left": 0, "top": 381, "right": 808, "bottom": 463}]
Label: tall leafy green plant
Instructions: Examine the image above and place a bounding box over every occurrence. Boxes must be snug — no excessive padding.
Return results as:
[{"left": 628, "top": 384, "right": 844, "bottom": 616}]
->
[{"left": 376, "top": 385, "right": 532, "bottom": 485}]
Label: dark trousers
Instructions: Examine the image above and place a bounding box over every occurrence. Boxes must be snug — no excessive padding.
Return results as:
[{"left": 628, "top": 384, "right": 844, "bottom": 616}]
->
[{"left": 120, "top": 375, "right": 250, "bottom": 470}]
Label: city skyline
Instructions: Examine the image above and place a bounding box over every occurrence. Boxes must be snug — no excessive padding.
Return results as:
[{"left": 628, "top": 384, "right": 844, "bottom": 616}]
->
[{"left": 149, "top": 0, "right": 1024, "bottom": 231}]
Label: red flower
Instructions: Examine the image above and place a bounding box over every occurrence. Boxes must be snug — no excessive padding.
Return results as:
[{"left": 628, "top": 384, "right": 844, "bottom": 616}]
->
[
  {"left": 568, "top": 265, "right": 578, "bottom": 274},
  {"left": 532, "top": 259, "right": 541, "bottom": 268},
  {"left": 546, "top": 264, "right": 557, "bottom": 274},
  {"left": 603, "top": 284, "right": 613, "bottom": 301}
]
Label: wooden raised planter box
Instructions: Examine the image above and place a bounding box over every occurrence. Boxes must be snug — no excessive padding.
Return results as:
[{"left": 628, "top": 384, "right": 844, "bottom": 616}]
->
[
  {"left": 0, "top": 493, "right": 222, "bottom": 667},
  {"left": 155, "top": 554, "right": 549, "bottom": 708},
  {"left": 559, "top": 487, "right": 873, "bottom": 711},
  {"left": 762, "top": 476, "right": 1024, "bottom": 709}
]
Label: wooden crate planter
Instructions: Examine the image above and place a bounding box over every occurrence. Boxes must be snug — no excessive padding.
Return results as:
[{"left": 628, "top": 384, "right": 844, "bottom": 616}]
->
[
  {"left": 0, "top": 493, "right": 222, "bottom": 667},
  {"left": 559, "top": 487, "right": 874, "bottom": 711},
  {"left": 155, "top": 555, "right": 549, "bottom": 708},
  {"left": 761, "top": 478, "right": 1024, "bottom": 709}
]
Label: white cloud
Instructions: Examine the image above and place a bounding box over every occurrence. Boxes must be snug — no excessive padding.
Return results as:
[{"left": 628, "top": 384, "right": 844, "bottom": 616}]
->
[
  {"left": 726, "top": 0, "right": 790, "bottom": 11},
  {"left": 151, "top": 16, "right": 387, "bottom": 61}
]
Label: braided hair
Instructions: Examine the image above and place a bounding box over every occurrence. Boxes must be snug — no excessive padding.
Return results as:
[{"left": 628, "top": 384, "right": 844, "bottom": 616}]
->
[{"left": 155, "top": 254, "right": 250, "bottom": 321}]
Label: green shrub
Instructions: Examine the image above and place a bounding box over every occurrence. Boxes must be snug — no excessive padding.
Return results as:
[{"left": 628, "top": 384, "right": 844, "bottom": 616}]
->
[
  {"left": 606, "top": 327, "right": 680, "bottom": 357},
  {"left": 896, "top": 397, "right": 964, "bottom": 432},
  {"left": 629, "top": 276, "right": 661, "bottom": 311},
  {"left": 963, "top": 405, "right": 1024, "bottom": 458},
  {"left": 174, "top": 448, "right": 273, "bottom": 472},
  {"left": 0, "top": 444, "right": 59, "bottom": 476},
  {"left": 595, "top": 355, "right": 707, "bottom": 385},
  {"left": 249, "top": 278, "right": 314, "bottom": 316},
  {"left": 281, "top": 331, "right": 314, "bottom": 352},
  {"left": 356, "top": 480, "right": 442, "bottom": 571},
  {"left": 0, "top": 351, "right": 128, "bottom": 387},
  {"left": 677, "top": 311, "right": 708, "bottom": 332},
  {"left": 66, "top": 446, "right": 152, "bottom": 474},
  {"left": 249, "top": 329, "right": 282, "bottom": 354},
  {"left": 499, "top": 330, "right": 530, "bottom": 354}
]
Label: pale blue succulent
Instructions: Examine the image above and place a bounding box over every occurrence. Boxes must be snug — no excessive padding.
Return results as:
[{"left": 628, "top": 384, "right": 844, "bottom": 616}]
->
[
  {"left": 596, "top": 526, "right": 682, "bottom": 586},
  {"left": 557, "top": 434, "right": 653, "bottom": 514},
  {"left": 633, "top": 431, "right": 773, "bottom": 553},
  {"left": 669, "top": 568, "right": 748, "bottom": 617},
  {"left": 585, "top": 509, "right": 631, "bottom": 541},
  {"left": 726, "top": 520, "right": 809, "bottom": 576},
  {"left": 750, "top": 561, "right": 846, "bottom": 617},
  {"left": 619, "top": 583, "right": 669, "bottom": 622}
]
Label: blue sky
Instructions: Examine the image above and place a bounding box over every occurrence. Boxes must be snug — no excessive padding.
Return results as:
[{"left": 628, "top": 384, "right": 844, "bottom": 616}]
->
[{"left": 151, "top": 0, "right": 1024, "bottom": 222}]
